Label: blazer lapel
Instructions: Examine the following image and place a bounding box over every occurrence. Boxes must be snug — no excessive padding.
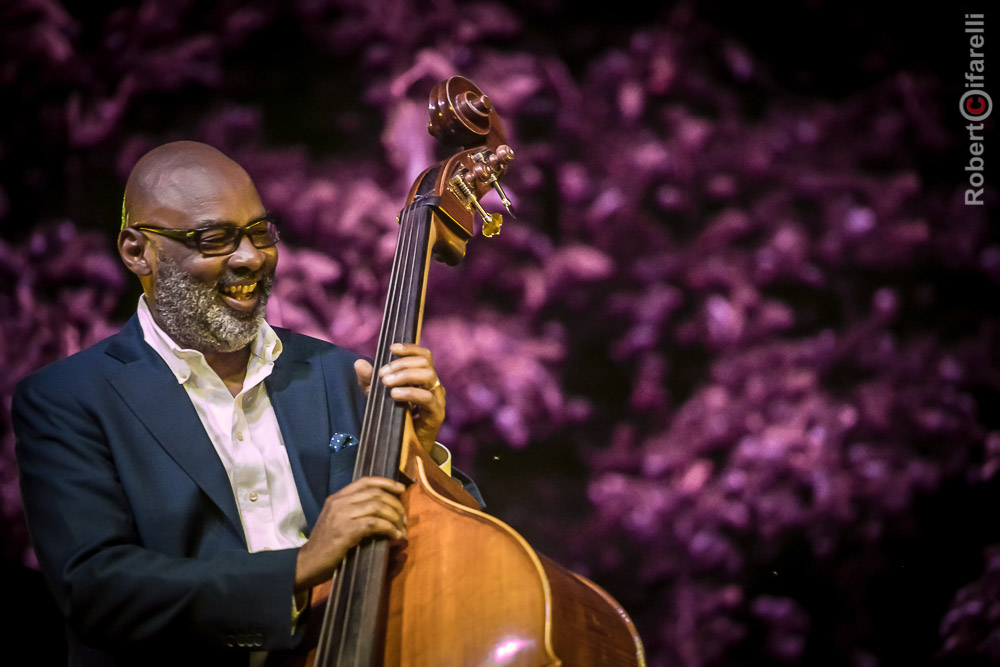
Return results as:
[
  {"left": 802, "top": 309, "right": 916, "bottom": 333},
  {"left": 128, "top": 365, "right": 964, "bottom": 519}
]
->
[
  {"left": 105, "top": 318, "right": 243, "bottom": 540},
  {"left": 266, "top": 334, "right": 331, "bottom": 529}
]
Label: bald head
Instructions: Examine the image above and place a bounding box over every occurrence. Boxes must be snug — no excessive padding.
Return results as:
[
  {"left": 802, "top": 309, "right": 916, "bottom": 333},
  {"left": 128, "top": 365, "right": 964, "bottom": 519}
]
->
[
  {"left": 117, "top": 140, "right": 277, "bottom": 354},
  {"left": 121, "top": 141, "right": 260, "bottom": 231},
  {"left": 117, "top": 138, "right": 272, "bottom": 296}
]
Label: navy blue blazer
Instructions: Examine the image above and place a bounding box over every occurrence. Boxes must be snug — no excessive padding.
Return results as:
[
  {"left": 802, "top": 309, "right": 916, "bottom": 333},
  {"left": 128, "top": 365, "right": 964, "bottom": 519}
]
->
[{"left": 13, "top": 315, "right": 473, "bottom": 665}]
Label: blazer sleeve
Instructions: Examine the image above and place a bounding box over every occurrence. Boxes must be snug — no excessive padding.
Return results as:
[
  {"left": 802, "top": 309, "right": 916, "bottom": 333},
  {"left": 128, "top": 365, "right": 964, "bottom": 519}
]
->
[{"left": 13, "top": 372, "right": 304, "bottom": 654}]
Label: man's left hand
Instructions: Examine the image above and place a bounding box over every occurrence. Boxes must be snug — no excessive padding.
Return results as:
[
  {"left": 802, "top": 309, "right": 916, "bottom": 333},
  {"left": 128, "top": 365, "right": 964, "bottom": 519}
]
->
[{"left": 354, "top": 343, "right": 445, "bottom": 453}]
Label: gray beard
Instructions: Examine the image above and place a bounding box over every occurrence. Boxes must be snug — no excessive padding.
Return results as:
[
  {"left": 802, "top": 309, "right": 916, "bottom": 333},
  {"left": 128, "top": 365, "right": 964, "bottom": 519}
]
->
[{"left": 152, "top": 252, "right": 274, "bottom": 354}]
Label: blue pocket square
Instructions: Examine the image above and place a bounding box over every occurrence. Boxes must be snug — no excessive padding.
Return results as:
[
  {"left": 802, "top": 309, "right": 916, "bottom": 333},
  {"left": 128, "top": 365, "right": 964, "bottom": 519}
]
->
[{"left": 329, "top": 433, "right": 359, "bottom": 453}]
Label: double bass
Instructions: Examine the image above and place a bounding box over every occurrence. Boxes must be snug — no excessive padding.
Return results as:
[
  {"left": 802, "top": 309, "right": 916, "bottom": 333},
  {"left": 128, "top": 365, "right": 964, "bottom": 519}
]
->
[{"left": 306, "top": 77, "right": 645, "bottom": 666}]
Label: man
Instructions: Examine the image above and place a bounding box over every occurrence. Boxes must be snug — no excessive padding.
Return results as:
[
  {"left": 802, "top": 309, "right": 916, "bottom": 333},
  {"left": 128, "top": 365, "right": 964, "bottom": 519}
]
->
[{"left": 13, "top": 141, "right": 476, "bottom": 665}]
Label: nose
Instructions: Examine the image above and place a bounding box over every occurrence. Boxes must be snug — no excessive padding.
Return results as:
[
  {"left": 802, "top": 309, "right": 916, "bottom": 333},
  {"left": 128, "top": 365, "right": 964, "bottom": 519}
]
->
[{"left": 226, "top": 234, "right": 269, "bottom": 273}]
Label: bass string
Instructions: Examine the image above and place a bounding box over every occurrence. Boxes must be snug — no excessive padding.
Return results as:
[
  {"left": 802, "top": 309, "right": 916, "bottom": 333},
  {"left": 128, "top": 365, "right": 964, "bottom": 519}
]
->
[
  {"left": 352, "top": 200, "right": 416, "bottom": 481},
  {"left": 374, "top": 200, "right": 423, "bottom": 477},
  {"left": 362, "top": 200, "right": 423, "bottom": 479},
  {"left": 315, "top": 206, "right": 408, "bottom": 664},
  {"left": 322, "top": 200, "right": 426, "bottom": 664},
  {"left": 353, "top": 200, "right": 427, "bottom": 656}
]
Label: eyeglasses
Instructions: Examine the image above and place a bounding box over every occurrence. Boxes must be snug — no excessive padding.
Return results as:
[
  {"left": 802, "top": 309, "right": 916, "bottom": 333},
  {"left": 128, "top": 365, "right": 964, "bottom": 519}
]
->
[{"left": 135, "top": 216, "right": 281, "bottom": 257}]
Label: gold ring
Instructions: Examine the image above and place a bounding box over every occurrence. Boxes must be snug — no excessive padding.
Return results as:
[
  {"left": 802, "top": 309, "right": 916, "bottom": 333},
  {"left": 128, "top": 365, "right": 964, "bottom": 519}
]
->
[{"left": 430, "top": 379, "right": 441, "bottom": 391}]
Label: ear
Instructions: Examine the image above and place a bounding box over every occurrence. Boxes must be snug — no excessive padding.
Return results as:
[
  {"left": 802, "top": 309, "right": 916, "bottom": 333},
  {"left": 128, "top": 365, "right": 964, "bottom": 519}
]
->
[{"left": 118, "top": 228, "right": 154, "bottom": 277}]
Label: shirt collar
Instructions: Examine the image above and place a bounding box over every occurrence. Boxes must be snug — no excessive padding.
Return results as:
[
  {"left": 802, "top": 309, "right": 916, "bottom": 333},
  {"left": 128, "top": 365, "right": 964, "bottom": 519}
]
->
[{"left": 137, "top": 295, "right": 282, "bottom": 386}]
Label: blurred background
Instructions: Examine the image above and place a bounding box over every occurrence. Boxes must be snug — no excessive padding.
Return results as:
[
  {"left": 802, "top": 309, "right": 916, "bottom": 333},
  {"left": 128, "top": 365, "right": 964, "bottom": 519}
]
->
[{"left": 1, "top": 0, "right": 997, "bottom": 664}]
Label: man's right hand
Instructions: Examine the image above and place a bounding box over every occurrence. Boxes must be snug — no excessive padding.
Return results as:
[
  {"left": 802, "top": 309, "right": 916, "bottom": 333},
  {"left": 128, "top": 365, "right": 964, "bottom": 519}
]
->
[{"left": 294, "top": 477, "right": 407, "bottom": 592}]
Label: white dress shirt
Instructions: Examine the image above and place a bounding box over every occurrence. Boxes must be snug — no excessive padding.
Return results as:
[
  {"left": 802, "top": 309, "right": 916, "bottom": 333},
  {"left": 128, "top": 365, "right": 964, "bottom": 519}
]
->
[{"left": 137, "top": 297, "right": 307, "bottom": 553}]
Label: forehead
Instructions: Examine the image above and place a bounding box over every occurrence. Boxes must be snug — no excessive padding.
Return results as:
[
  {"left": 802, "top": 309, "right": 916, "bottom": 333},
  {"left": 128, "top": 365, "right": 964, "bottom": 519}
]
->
[{"left": 144, "top": 161, "right": 265, "bottom": 229}]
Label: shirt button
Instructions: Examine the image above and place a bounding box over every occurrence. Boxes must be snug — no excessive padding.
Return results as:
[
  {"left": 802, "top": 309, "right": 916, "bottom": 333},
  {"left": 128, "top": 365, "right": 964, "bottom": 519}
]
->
[
  {"left": 236, "top": 431, "right": 244, "bottom": 441},
  {"left": 249, "top": 491, "right": 258, "bottom": 502}
]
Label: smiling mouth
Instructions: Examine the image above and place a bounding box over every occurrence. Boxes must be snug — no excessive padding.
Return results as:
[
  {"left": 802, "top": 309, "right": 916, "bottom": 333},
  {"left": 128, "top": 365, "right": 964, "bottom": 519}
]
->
[{"left": 219, "top": 282, "right": 257, "bottom": 301}]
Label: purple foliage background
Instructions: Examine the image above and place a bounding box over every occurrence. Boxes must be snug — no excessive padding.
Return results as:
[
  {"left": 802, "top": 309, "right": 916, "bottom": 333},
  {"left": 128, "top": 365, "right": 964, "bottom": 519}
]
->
[{"left": 1, "top": 1, "right": 998, "bottom": 664}]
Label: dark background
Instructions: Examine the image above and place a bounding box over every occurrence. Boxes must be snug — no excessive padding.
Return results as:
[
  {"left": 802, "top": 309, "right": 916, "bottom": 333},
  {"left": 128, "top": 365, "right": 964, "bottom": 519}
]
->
[{"left": 1, "top": 1, "right": 997, "bottom": 664}]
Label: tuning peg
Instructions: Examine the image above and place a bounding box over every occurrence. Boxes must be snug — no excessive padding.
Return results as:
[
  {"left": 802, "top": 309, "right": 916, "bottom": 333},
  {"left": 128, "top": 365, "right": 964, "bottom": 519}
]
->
[
  {"left": 487, "top": 177, "right": 516, "bottom": 219},
  {"left": 450, "top": 174, "right": 504, "bottom": 237},
  {"left": 469, "top": 150, "right": 516, "bottom": 219},
  {"left": 482, "top": 212, "right": 503, "bottom": 237},
  {"left": 470, "top": 197, "right": 502, "bottom": 237}
]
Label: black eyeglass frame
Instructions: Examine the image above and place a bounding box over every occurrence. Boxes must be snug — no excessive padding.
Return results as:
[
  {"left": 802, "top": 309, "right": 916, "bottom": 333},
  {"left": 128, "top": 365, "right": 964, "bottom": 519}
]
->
[{"left": 134, "top": 215, "right": 281, "bottom": 257}]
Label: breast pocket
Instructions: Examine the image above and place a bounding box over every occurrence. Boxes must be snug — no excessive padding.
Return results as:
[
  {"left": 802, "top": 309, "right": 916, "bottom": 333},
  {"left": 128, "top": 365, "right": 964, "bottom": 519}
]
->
[{"left": 328, "top": 433, "right": 359, "bottom": 494}]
